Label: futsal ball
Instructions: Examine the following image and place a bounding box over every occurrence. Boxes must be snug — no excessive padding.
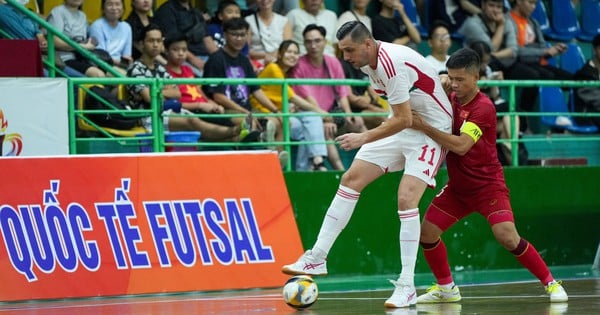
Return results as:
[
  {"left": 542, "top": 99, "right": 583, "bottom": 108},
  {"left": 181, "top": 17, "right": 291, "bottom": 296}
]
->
[{"left": 282, "top": 275, "right": 319, "bottom": 310}]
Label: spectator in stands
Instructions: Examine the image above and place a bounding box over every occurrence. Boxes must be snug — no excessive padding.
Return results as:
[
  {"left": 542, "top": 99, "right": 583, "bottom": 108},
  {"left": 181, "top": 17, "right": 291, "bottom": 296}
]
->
[
  {"left": 125, "top": 0, "right": 160, "bottom": 62},
  {"left": 372, "top": 0, "right": 421, "bottom": 51},
  {"left": 507, "top": 0, "right": 573, "bottom": 84},
  {"left": 470, "top": 40, "right": 526, "bottom": 165},
  {"left": 290, "top": 24, "right": 367, "bottom": 170},
  {"left": 154, "top": 0, "right": 219, "bottom": 77},
  {"left": 128, "top": 24, "right": 259, "bottom": 142},
  {"left": 573, "top": 34, "right": 600, "bottom": 130},
  {"left": 0, "top": 0, "right": 46, "bottom": 49},
  {"left": 89, "top": 0, "right": 132, "bottom": 72},
  {"left": 425, "top": 20, "right": 452, "bottom": 74},
  {"left": 208, "top": 1, "right": 243, "bottom": 51},
  {"left": 459, "top": 0, "right": 545, "bottom": 131},
  {"left": 245, "top": 0, "right": 292, "bottom": 72},
  {"left": 286, "top": 0, "right": 337, "bottom": 55},
  {"left": 273, "top": 0, "right": 299, "bottom": 15},
  {"left": 336, "top": 0, "right": 372, "bottom": 34},
  {"left": 47, "top": 0, "right": 107, "bottom": 77},
  {"left": 202, "top": 18, "right": 286, "bottom": 161},
  {"left": 251, "top": 39, "right": 329, "bottom": 170},
  {"left": 428, "top": 0, "right": 481, "bottom": 33}
]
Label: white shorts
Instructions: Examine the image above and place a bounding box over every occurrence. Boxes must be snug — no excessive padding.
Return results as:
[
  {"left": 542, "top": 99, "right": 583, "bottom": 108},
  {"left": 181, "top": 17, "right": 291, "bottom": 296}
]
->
[{"left": 354, "top": 128, "right": 447, "bottom": 188}]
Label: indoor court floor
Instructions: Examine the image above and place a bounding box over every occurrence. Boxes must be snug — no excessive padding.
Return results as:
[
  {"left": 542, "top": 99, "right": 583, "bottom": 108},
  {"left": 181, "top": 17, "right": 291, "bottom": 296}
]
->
[{"left": 0, "top": 265, "right": 598, "bottom": 314}]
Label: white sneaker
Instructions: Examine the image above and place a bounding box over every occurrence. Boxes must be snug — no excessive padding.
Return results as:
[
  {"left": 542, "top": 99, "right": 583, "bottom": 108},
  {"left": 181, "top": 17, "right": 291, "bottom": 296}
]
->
[
  {"left": 281, "top": 250, "right": 328, "bottom": 276},
  {"left": 546, "top": 280, "right": 568, "bottom": 302},
  {"left": 384, "top": 278, "right": 417, "bottom": 308},
  {"left": 417, "top": 284, "right": 462, "bottom": 303},
  {"left": 555, "top": 116, "right": 572, "bottom": 126}
]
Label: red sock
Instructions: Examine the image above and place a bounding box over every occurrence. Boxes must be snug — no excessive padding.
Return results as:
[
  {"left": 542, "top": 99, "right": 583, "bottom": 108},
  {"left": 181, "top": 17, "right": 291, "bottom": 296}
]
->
[
  {"left": 511, "top": 238, "right": 554, "bottom": 285},
  {"left": 421, "top": 239, "right": 453, "bottom": 285}
]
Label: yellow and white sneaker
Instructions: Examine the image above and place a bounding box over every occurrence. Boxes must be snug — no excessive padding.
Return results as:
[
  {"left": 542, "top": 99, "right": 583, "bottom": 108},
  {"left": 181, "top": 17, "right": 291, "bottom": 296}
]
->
[
  {"left": 546, "top": 280, "right": 568, "bottom": 302},
  {"left": 416, "top": 284, "right": 462, "bottom": 303}
]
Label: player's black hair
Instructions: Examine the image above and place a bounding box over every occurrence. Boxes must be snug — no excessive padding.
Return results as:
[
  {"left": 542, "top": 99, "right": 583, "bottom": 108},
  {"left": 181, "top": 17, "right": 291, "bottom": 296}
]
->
[
  {"left": 446, "top": 48, "right": 481, "bottom": 75},
  {"left": 164, "top": 32, "right": 188, "bottom": 50},
  {"left": 140, "top": 24, "right": 163, "bottom": 42},
  {"left": 427, "top": 20, "right": 451, "bottom": 39},
  {"left": 223, "top": 17, "right": 249, "bottom": 32},
  {"left": 336, "top": 20, "right": 373, "bottom": 42},
  {"left": 302, "top": 24, "right": 326, "bottom": 38}
]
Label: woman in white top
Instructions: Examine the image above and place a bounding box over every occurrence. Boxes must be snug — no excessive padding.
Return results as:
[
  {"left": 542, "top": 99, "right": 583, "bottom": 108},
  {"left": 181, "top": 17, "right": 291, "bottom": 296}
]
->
[
  {"left": 89, "top": 0, "right": 132, "bottom": 71},
  {"left": 245, "top": 0, "right": 292, "bottom": 70}
]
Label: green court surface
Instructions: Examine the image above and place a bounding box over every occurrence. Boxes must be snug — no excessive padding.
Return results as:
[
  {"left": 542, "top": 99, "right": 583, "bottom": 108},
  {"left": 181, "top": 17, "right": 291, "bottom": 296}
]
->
[{"left": 0, "top": 265, "right": 598, "bottom": 314}]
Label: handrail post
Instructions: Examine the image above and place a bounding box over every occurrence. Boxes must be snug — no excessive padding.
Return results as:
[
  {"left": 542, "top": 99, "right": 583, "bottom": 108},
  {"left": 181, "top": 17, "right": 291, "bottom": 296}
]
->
[
  {"left": 282, "top": 80, "right": 291, "bottom": 171},
  {"left": 508, "top": 83, "right": 519, "bottom": 166},
  {"left": 68, "top": 80, "right": 76, "bottom": 153},
  {"left": 151, "top": 80, "right": 162, "bottom": 152}
]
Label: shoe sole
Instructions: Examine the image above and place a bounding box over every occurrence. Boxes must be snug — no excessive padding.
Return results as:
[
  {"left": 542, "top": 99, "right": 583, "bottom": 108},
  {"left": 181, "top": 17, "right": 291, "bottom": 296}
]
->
[
  {"left": 281, "top": 267, "right": 327, "bottom": 276},
  {"left": 416, "top": 298, "right": 462, "bottom": 304},
  {"left": 383, "top": 301, "right": 417, "bottom": 308}
]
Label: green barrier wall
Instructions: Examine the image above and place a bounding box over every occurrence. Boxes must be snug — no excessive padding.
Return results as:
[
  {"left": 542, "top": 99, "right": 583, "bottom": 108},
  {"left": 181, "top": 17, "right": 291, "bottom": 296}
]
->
[{"left": 284, "top": 167, "right": 600, "bottom": 277}]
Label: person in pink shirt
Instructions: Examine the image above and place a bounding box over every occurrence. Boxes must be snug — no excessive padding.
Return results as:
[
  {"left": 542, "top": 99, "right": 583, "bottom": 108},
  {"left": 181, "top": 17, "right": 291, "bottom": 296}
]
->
[{"left": 290, "top": 24, "right": 366, "bottom": 170}]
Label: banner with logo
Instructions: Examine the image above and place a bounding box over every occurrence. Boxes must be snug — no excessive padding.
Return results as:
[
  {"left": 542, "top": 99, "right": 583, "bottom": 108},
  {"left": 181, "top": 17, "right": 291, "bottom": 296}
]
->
[
  {"left": 0, "top": 78, "right": 69, "bottom": 156},
  {"left": 0, "top": 152, "right": 303, "bottom": 301}
]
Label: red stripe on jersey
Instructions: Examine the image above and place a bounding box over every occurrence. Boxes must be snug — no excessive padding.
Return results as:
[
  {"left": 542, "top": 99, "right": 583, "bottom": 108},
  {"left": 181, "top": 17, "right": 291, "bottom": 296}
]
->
[
  {"left": 379, "top": 48, "right": 396, "bottom": 79},
  {"left": 404, "top": 62, "right": 452, "bottom": 120},
  {"left": 374, "top": 88, "right": 387, "bottom": 95}
]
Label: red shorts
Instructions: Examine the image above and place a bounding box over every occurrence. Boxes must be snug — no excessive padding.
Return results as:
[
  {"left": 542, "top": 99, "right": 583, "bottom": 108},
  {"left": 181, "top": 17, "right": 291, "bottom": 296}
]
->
[{"left": 424, "top": 185, "right": 514, "bottom": 231}]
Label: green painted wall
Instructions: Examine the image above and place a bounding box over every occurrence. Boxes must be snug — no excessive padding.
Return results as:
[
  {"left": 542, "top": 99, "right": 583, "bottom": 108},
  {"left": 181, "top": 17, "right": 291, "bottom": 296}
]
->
[{"left": 284, "top": 167, "right": 600, "bottom": 276}]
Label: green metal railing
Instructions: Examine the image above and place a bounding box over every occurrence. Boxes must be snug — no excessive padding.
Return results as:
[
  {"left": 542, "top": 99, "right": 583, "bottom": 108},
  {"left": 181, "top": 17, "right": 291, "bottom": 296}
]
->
[{"left": 4, "top": 0, "right": 600, "bottom": 169}]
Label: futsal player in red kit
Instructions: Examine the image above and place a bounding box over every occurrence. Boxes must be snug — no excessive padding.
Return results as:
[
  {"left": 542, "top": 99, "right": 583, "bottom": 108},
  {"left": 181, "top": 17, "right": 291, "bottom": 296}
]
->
[{"left": 411, "top": 47, "right": 568, "bottom": 303}]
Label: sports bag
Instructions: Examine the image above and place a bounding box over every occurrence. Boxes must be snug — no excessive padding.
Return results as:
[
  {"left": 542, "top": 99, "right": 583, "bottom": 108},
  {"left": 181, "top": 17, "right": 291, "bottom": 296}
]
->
[{"left": 84, "top": 85, "right": 139, "bottom": 129}]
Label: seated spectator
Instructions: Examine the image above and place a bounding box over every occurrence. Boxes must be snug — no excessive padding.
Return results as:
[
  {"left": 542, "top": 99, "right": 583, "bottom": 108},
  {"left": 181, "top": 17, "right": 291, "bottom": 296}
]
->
[
  {"left": 0, "top": 0, "right": 46, "bottom": 49},
  {"left": 273, "top": 0, "right": 299, "bottom": 15},
  {"left": 340, "top": 58, "right": 387, "bottom": 130},
  {"left": 573, "top": 34, "right": 600, "bottom": 130},
  {"left": 424, "top": 20, "right": 452, "bottom": 74},
  {"left": 202, "top": 18, "right": 287, "bottom": 163},
  {"left": 47, "top": 0, "right": 107, "bottom": 77},
  {"left": 290, "top": 24, "right": 367, "bottom": 170},
  {"left": 89, "top": 0, "right": 132, "bottom": 72},
  {"left": 335, "top": 0, "right": 372, "bottom": 54},
  {"left": 470, "top": 40, "right": 526, "bottom": 165},
  {"left": 251, "top": 40, "right": 329, "bottom": 171},
  {"left": 428, "top": 0, "right": 481, "bottom": 33},
  {"left": 127, "top": 24, "right": 258, "bottom": 142},
  {"left": 459, "top": 0, "right": 542, "bottom": 131},
  {"left": 286, "top": 0, "right": 337, "bottom": 55},
  {"left": 165, "top": 33, "right": 232, "bottom": 127},
  {"left": 208, "top": 0, "right": 245, "bottom": 52},
  {"left": 245, "top": 0, "right": 291, "bottom": 71},
  {"left": 154, "top": 0, "right": 219, "bottom": 77},
  {"left": 126, "top": 0, "right": 162, "bottom": 62},
  {"left": 372, "top": 0, "right": 421, "bottom": 50}
]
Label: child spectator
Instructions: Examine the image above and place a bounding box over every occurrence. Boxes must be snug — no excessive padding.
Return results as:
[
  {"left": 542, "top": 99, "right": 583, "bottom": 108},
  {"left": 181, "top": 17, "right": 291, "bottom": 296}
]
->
[{"left": 127, "top": 24, "right": 259, "bottom": 142}]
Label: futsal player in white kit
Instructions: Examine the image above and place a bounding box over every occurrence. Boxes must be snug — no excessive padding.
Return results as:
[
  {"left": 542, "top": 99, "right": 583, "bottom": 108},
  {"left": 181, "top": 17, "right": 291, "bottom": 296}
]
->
[{"left": 282, "top": 21, "right": 453, "bottom": 308}]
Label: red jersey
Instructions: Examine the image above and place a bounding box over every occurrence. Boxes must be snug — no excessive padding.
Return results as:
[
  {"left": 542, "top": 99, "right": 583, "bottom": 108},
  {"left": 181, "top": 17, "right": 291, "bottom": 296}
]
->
[
  {"left": 167, "top": 65, "right": 208, "bottom": 103},
  {"left": 446, "top": 91, "right": 508, "bottom": 196}
]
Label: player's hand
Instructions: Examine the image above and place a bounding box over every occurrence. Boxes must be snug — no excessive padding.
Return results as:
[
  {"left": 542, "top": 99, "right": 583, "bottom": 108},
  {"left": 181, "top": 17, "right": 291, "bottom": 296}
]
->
[
  {"left": 410, "top": 111, "right": 425, "bottom": 131},
  {"left": 336, "top": 132, "right": 367, "bottom": 151}
]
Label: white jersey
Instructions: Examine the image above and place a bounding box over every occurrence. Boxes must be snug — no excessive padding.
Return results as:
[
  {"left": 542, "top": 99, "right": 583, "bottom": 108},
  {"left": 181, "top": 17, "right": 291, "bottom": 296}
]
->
[{"left": 360, "top": 41, "right": 453, "bottom": 130}]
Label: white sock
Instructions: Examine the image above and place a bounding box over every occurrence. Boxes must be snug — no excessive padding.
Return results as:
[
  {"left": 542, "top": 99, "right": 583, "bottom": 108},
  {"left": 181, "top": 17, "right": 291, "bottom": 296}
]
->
[
  {"left": 439, "top": 282, "right": 455, "bottom": 290},
  {"left": 398, "top": 208, "right": 420, "bottom": 285},
  {"left": 312, "top": 185, "right": 360, "bottom": 260}
]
